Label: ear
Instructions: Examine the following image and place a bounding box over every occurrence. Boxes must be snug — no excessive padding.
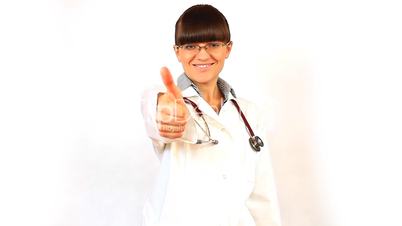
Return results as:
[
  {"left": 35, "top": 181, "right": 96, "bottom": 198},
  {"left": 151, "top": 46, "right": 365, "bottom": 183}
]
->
[
  {"left": 173, "top": 45, "right": 182, "bottom": 62},
  {"left": 225, "top": 41, "right": 233, "bottom": 59}
]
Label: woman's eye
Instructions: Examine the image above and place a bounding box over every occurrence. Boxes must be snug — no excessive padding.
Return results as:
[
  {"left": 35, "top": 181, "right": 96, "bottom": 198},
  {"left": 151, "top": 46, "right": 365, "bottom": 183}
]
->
[
  {"left": 184, "top": 45, "right": 196, "bottom": 50},
  {"left": 209, "top": 43, "right": 221, "bottom": 48}
]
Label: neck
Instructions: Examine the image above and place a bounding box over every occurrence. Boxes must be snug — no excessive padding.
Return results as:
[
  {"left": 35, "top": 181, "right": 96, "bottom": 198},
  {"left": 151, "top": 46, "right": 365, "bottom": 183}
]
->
[{"left": 195, "top": 80, "right": 223, "bottom": 113}]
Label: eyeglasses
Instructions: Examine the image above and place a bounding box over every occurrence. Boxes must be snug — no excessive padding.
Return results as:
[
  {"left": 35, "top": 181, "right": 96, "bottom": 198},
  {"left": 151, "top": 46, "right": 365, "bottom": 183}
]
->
[{"left": 174, "top": 41, "right": 232, "bottom": 55}]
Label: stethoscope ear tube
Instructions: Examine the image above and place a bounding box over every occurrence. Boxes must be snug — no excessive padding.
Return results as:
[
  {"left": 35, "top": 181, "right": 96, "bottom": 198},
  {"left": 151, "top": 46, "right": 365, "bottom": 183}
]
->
[{"left": 196, "top": 139, "right": 219, "bottom": 145}]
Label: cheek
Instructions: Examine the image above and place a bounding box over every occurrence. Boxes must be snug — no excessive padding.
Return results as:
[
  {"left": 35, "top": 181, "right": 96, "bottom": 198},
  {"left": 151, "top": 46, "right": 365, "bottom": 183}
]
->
[
  {"left": 216, "top": 52, "right": 228, "bottom": 60},
  {"left": 215, "top": 56, "right": 227, "bottom": 65},
  {"left": 176, "top": 52, "right": 189, "bottom": 63},
  {"left": 181, "top": 55, "right": 193, "bottom": 64},
  {"left": 177, "top": 55, "right": 184, "bottom": 63}
]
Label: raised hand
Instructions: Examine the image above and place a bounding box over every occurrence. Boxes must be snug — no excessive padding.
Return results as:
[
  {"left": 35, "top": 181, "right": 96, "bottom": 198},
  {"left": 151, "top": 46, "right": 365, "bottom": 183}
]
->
[{"left": 156, "top": 67, "right": 189, "bottom": 139}]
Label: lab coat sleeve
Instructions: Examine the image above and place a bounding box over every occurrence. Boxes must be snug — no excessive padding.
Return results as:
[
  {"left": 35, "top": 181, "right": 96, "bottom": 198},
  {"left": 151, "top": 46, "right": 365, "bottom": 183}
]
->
[
  {"left": 141, "top": 87, "right": 197, "bottom": 157},
  {"left": 246, "top": 107, "right": 282, "bottom": 226},
  {"left": 141, "top": 86, "right": 166, "bottom": 156}
]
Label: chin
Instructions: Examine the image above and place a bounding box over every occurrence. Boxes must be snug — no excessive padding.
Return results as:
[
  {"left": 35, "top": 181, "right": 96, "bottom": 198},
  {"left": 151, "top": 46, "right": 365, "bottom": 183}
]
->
[{"left": 187, "top": 70, "right": 218, "bottom": 84}]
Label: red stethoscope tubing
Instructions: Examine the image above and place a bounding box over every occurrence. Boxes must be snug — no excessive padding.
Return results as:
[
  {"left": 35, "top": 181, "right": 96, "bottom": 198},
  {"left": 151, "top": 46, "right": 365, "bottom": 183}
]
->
[{"left": 183, "top": 97, "right": 264, "bottom": 152}]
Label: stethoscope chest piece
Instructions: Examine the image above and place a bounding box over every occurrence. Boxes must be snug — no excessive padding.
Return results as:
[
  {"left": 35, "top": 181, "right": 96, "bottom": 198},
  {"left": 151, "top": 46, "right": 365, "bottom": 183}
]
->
[{"left": 249, "top": 136, "right": 264, "bottom": 152}]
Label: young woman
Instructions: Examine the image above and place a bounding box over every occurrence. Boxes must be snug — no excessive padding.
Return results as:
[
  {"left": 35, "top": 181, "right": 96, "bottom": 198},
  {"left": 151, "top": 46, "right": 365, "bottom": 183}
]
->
[{"left": 141, "top": 4, "right": 281, "bottom": 226}]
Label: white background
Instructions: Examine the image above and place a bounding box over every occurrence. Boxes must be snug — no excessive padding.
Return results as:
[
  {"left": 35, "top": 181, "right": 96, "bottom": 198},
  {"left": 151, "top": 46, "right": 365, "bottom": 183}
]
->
[{"left": 1, "top": 0, "right": 401, "bottom": 226}]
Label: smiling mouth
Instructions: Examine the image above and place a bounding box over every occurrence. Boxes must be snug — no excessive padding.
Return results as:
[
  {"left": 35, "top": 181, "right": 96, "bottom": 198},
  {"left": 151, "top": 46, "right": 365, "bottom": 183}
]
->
[{"left": 192, "top": 63, "right": 215, "bottom": 68}]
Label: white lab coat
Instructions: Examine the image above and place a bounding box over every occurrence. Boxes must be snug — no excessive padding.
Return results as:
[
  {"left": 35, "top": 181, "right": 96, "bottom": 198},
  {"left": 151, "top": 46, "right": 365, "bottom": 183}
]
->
[{"left": 141, "top": 82, "right": 281, "bottom": 226}]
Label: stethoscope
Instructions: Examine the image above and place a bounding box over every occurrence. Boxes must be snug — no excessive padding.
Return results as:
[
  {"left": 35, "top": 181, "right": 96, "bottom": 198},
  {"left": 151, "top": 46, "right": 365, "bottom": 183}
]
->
[{"left": 183, "top": 97, "right": 264, "bottom": 152}]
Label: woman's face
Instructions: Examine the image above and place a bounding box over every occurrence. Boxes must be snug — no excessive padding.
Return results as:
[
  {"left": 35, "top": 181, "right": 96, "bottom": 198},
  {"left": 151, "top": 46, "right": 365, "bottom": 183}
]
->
[{"left": 175, "top": 41, "right": 232, "bottom": 86}]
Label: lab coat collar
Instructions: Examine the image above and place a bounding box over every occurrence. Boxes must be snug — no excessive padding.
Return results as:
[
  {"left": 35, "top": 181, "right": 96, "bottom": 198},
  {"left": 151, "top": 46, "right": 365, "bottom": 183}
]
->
[
  {"left": 177, "top": 73, "right": 237, "bottom": 103},
  {"left": 177, "top": 73, "right": 237, "bottom": 123}
]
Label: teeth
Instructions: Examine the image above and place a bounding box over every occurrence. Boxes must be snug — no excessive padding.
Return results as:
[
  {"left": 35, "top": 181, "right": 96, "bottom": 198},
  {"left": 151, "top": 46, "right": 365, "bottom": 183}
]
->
[{"left": 194, "top": 64, "right": 213, "bottom": 68}]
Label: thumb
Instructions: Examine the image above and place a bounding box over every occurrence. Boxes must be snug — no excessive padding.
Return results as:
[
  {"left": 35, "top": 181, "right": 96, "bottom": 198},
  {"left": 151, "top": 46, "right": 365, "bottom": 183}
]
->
[{"left": 160, "top": 67, "right": 182, "bottom": 99}]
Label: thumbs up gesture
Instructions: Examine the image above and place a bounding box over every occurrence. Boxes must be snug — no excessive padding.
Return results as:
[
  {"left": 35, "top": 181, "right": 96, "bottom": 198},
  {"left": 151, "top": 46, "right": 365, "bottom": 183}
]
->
[{"left": 157, "top": 67, "right": 189, "bottom": 139}]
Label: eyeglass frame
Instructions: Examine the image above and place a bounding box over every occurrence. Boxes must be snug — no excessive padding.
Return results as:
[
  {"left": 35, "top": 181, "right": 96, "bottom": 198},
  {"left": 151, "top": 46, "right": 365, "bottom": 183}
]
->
[{"left": 173, "top": 41, "right": 232, "bottom": 54}]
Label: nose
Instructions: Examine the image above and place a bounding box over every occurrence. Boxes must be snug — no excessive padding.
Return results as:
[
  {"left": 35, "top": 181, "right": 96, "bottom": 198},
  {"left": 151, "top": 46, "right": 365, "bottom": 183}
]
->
[{"left": 195, "top": 46, "right": 210, "bottom": 59}]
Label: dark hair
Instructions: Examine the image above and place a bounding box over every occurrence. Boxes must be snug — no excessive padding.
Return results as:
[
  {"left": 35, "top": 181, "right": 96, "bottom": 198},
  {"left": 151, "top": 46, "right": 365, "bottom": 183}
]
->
[{"left": 175, "top": 4, "right": 231, "bottom": 45}]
